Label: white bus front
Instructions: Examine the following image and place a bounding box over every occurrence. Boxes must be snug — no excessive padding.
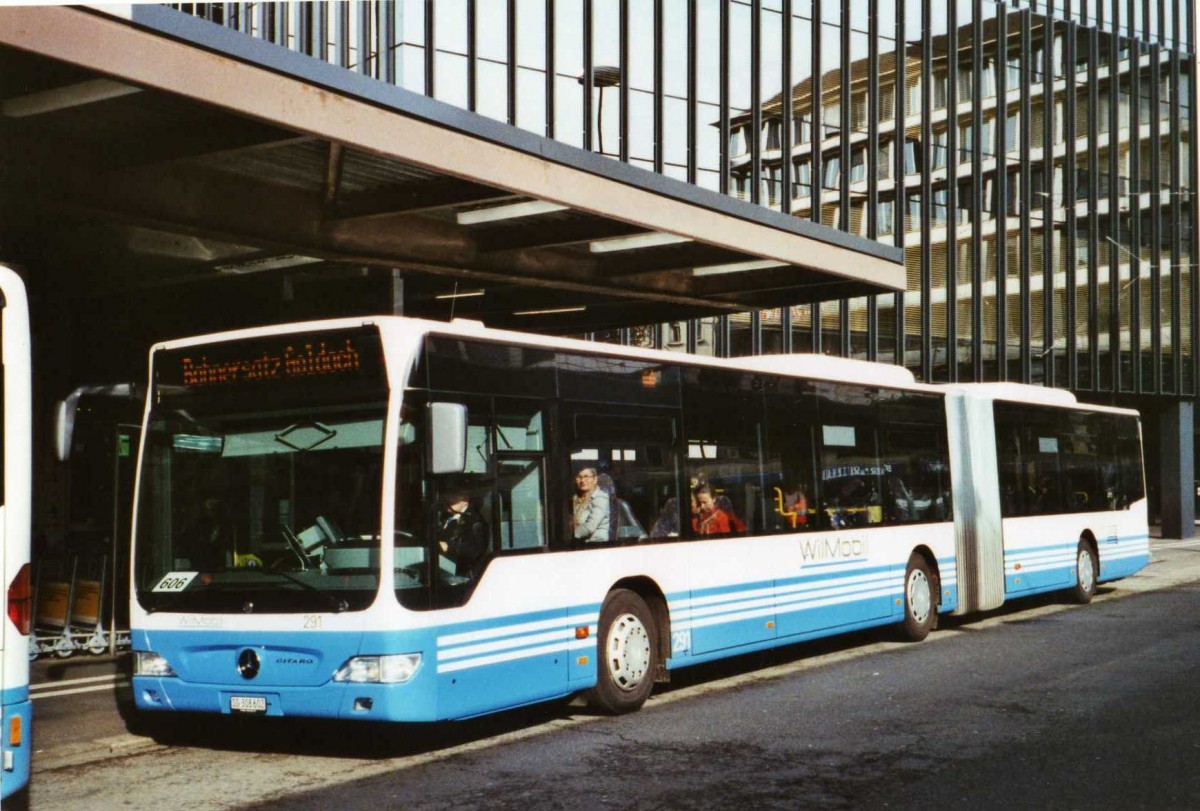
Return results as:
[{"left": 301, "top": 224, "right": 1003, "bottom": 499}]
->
[{"left": 130, "top": 322, "right": 443, "bottom": 720}]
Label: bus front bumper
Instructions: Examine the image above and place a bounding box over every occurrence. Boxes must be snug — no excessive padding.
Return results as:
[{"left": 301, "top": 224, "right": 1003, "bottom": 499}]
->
[{"left": 133, "top": 674, "right": 440, "bottom": 722}]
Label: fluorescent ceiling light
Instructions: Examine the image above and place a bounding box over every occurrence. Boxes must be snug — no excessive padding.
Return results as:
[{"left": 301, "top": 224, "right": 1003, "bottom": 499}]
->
[
  {"left": 513, "top": 306, "right": 587, "bottom": 316},
  {"left": 456, "top": 201, "right": 569, "bottom": 225},
  {"left": 435, "top": 289, "right": 485, "bottom": 300},
  {"left": 692, "top": 259, "right": 788, "bottom": 277},
  {"left": 589, "top": 233, "right": 693, "bottom": 253},
  {"left": 1, "top": 79, "right": 142, "bottom": 118},
  {"left": 214, "top": 255, "right": 323, "bottom": 275}
]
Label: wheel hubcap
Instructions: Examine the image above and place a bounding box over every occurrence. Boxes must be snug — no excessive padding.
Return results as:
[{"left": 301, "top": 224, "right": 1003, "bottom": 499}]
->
[
  {"left": 1078, "top": 549, "right": 1096, "bottom": 592},
  {"left": 907, "top": 569, "right": 931, "bottom": 625},
  {"left": 607, "top": 612, "right": 651, "bottom": 692}
]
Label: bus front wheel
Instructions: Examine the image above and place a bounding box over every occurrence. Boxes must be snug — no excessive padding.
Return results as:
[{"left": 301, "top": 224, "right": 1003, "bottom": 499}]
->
[
  {"left": 588, "top": 589, "right": 657, "bottom": 715},
  {"left": 1070, "top": 540, "right": 1098, "bottom": 604},
  {"left": 902, "top": 554, "right": 936, "bottom": 642}
]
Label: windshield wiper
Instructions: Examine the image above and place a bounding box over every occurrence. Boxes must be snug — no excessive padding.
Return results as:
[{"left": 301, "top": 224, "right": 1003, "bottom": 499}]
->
[{"left": 262, "top": 570, "right": 350, "bottom": 613}]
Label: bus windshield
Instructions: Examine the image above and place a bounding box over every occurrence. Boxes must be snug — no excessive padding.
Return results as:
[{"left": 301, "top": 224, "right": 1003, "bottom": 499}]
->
[{"left": 134, "top": 329, "right": 389, "bottom": 614}]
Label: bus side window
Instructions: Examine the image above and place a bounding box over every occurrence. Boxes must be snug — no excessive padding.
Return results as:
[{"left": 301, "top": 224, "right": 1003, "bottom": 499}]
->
[
  {"left": 762, "top": 378, "right": 818, "bottom": 533},
  {"left": 877, "top": 391, "right": 951, "bottom": 525},
  {"left": 497, "top": 458, "right": 545, "bottom": 549},
  {"left": 567, "top": 414, "right": 675, "bottom": 546},
  {"left": 814, "top": 382, "right": 882, "bottom": 530},
  {"left": 681, "top": 367, "right": 765, "bottom": 538}
]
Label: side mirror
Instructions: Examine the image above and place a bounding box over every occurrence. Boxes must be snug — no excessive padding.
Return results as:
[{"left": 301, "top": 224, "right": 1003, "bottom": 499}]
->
[{"left": 427, "top": 402, "right": 467, "bottom": 475}]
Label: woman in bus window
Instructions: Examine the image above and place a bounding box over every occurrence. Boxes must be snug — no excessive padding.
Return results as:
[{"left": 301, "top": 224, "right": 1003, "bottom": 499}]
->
[
  {"left": 692, "top": 485, "right": 732, "bottom": 535},
  {"left": 572, "top": 466, "right": 610, "bottom": 543}
]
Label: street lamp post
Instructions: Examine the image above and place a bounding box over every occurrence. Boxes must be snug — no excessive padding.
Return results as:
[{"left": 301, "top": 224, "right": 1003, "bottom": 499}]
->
[{"left": 579, "top": 65, "right": 621, "bottom": 156}]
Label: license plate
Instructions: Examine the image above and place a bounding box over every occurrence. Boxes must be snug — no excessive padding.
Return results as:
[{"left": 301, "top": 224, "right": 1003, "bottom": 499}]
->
[{"left": 230, "top": 695, "right": 267, "bottom": 714}]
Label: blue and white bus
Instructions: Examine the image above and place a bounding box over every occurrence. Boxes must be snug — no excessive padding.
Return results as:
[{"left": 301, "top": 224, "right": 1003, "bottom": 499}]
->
[
  {"left": 129, "top": 316, "right": 1148, "bottom": 720},
  {"left": 0, "top": 266, "right": 32, "bottom": 801}
]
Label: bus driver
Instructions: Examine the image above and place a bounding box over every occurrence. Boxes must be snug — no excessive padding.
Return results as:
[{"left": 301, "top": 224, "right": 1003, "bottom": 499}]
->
[{"left": 434, "top": 487, "right": 489, "bottom": 577}]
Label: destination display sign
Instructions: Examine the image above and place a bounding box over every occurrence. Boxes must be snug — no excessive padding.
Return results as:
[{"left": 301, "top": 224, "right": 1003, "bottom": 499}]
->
[{"left": 155, "top": 327, "right": 386, "bottom": 392}]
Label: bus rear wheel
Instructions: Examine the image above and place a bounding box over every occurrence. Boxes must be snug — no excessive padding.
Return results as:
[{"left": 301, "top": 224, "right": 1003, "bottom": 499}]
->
[
  {"left": 588, "top": 589, "right": 657, "bottom": 715},
  {"left": 1069, "top": 540, "right": 1098, "bottom": 604},
  {"left": 901, "top": 554, "right": 936, "bottom": 642}
]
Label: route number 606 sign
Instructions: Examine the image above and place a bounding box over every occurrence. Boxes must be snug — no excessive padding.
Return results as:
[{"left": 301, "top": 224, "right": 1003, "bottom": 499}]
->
[{"left": 153, "top": 572, "right": 199, "bottom": 592}]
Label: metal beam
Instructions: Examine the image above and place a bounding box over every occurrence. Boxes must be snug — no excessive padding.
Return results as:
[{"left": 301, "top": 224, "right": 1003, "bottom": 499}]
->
[
  {"left": 329, "top": 180, "right": 519, "bottom": 221},
  {"left": 476, "top": 220, "right": 646, "bottom": 253}
]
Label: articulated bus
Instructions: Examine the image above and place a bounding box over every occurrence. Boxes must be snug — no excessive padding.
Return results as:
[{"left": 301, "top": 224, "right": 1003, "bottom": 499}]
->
[
  {"left": 0, "top": 266, "right": 32, "bottom": 802},
  {"left": 129, "top": 316, "right": 1148, "bottom": 721}
]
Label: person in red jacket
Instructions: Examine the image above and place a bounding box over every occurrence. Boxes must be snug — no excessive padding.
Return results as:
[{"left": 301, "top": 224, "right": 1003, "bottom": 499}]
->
[{"left": 691, "top": 485, "right": 732, "bottom": 535}]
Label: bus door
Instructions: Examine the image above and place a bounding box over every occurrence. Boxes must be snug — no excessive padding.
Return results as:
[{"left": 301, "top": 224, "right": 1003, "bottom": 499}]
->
[{"left": 414, "top": 391, "right": 565, "bottom": 717}]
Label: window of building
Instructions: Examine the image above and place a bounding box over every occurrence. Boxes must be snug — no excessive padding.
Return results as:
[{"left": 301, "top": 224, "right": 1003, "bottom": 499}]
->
[
  {"left": 823, "top": 155, "right": 841, "bottom": 190},
  {"left": 764, "top": 119, "right": 782, "bottom": 151},
  {"left": 794, "top": 114, "right": 812, "bottom": 145},
  {"left": 849, "top": 147, "right": 867, "bottom": 185},
  {"left": 933, "top": 71, "right": 949, "bottom": 111}
]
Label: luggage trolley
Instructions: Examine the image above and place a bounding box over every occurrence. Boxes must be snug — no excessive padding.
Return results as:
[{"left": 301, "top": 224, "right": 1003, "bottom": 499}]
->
[
  {"left": 31, "top": 556, "right": 77, "bottom": 659},
  {"left": 30, "top": 554, "right": 130, "bottom": 658}
]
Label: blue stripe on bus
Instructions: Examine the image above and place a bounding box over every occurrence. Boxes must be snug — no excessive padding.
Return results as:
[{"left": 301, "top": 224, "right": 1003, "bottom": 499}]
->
[
  {"left": 1004, "top": 533, "right": 1150, "bottom": 595},
  {"left": 1003, "top": 533, "right": 1151, "bottom": 558},
  {"left": 681, "top": 559, "right": 958, "bottom": 612},
  {"left": 435, "top": 604, "right": 599, "bottom": 640}
]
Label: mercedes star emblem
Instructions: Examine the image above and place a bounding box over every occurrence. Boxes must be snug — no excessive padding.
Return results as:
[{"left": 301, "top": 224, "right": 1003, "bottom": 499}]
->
[{"left": 237, "top": 648, "right": 260, "bottom": 680}]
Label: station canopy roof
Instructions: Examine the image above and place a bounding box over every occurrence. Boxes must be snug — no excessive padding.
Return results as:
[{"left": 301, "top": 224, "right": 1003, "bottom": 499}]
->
[{"left": 0, "top": 5, "right": 903, "bottom": 333}]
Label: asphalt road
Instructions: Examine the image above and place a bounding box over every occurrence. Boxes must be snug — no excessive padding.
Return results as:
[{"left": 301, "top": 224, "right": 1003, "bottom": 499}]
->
[{"left": 27, "top": 537, "right": 1200, "bottom": 810}]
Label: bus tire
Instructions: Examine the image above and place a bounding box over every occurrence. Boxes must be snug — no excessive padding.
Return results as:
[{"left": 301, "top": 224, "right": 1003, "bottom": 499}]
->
[
  {"left": 901, "top": 553, "right": 935, "bottom": 642},
  {"left": 588, "top": 589, "right": 657, "bottom": 715},
  {"left": 1070, "top": 540, "right": 1098, "bottom": 604}
]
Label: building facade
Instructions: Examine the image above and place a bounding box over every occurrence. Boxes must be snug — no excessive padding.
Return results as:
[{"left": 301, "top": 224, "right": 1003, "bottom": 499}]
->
[
  {"left": 106, "top": 1, "right": 1200, "bottom": 530},
  {"left": 163, "top": 0, "right": 1198, "bottom": 528}
]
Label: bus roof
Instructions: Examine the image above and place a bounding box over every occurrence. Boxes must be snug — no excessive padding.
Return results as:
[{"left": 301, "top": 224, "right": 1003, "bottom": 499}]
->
[
  {"left": 938, "top": 382, "right": 1078, "bottom": 406},
  {"left": 940, "top": 381, "right": 1141, "bottom": 417},
  {"left": 733, "top": 353, "right": 918, "bottom": 387},
  {"left": 153, "top": 317, "right": 1136, "bottom": 415}
]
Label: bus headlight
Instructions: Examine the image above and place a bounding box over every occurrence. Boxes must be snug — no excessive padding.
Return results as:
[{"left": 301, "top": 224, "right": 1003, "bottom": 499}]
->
[
  {"left": 333, "top": 654, "right": 422, "bottom": 684},
  {"left": 134, "top": 652, "right": 177, "bottom": 678}
]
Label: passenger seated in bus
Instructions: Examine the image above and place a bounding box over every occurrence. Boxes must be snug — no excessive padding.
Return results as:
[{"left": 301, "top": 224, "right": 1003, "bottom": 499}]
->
[
  {"left": 572, "top": 466, "right": 610, "bottom": 543},
  {"left": 688, "top": 470, "right": 709, "bottom": 516},
  {"left": 835, "top": 476, "right": 876, "bottom": 527},
  {"left": 1034, "top": 475, "right": 1058, "bottom": 512},
  {"left": 774, "top": 482, "right": 809, "bottom": 528},
  {"left": 650, "top": 498, "right": 680, "bottom": 537},
  {"left": 715, "top": 494, "right": 747, "bottom": 532},
  {"left": 596, "top": 473, "right": 648, "bottom": 541},
  {"left": 434, "top": 486, "right": 489, "bottom": 577},
  {"left": 883, "top": 474, "right": 914, "bottom": 523},
  {"left": 692, "top": 485, "right": 732, "bottom": 535}
]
